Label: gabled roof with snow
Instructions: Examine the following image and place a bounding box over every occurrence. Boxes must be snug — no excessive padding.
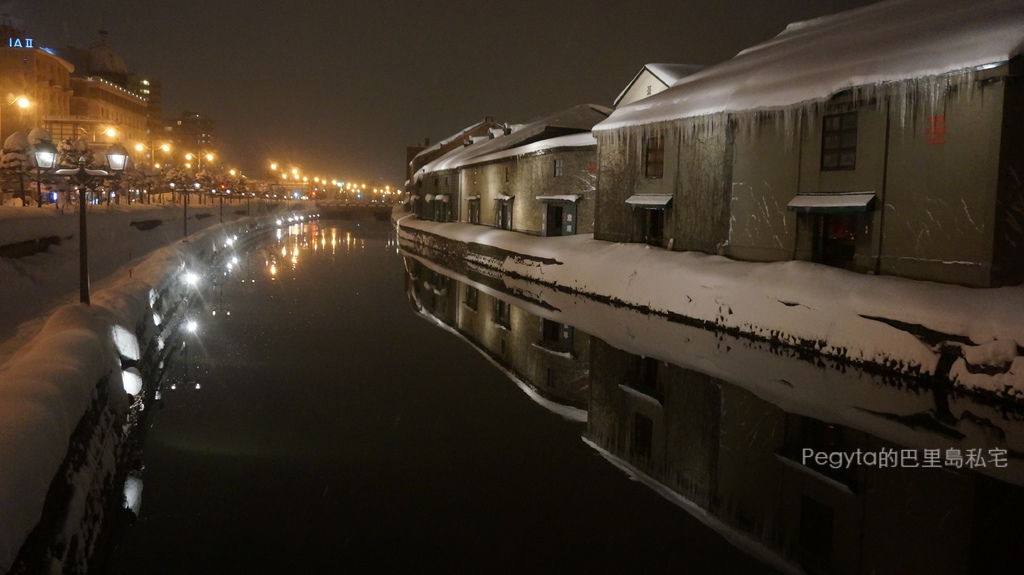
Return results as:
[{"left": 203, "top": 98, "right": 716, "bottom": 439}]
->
[
  {"left": 646, "top": 63, "right": 704, "bottom": 85},
  {"left": 417, "top": 104, "right": 609, "bottom": 176},
  {"left": 613, "top": 63, "right": 704, "bottom": 107},
  {"left": 411, "top": 118, "right": 505, "bottom": 163},
  {"left": 596, "top": 0, "right": 1024, "bottom": 132}
]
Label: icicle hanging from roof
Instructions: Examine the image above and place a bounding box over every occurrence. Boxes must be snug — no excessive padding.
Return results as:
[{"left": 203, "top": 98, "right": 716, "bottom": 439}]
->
[{"left": 594, "top": 0, "right": 1023, "bottom": 139}]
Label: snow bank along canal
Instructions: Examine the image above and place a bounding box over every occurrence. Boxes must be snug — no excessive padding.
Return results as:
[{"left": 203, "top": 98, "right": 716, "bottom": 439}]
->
[
  {"left": 0, "top": 210, "right": 299, "bottom": 574},
  {"left": 396, "top": 217, "right": 1024, "bottom": 402}
]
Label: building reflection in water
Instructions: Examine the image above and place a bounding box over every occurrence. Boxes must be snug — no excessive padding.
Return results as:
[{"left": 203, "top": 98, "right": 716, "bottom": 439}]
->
[{"left": 401, "top": 251, "right": 1024, "bottom": 575}]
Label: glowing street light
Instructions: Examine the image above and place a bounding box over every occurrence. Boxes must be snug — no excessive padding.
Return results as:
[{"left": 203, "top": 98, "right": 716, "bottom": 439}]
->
[
  {"left": 31, "top": 137, "right": 58, "bottom": 209},
  {"left": 185, "top": 151, "right": 215, "bottom": 171},
  {"left": 51, "top": 140, "right": 130, "bottom": 304}
]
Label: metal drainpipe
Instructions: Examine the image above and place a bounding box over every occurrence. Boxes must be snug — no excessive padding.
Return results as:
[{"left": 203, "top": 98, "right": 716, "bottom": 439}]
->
[{"left": 875, "top": 100, "right": 892, "bottom": 275}]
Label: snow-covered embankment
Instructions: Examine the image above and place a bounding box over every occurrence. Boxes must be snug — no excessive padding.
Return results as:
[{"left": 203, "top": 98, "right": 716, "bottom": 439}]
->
[
  {"left": 0, "top": 209, "right": 298, "bottom": 573},
  {"left": 396, "top": 214, "right": 1024, "bottom": 400}
]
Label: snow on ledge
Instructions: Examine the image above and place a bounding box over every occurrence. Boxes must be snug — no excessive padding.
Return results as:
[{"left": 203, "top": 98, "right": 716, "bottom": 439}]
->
[
  {"left": 535, "top": 194, "right": 582, "bottom": 202},
  {"left": 625, "top": 194, "right": 673, "bottom": 207}
]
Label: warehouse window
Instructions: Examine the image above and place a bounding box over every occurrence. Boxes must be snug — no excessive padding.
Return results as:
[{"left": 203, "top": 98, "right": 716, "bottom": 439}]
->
[
  {"left": 821, "top": 112, "right": 857, "bottom": 170},
  {"left": 644, "top": 136, "right": 664, "bottom": 178}
]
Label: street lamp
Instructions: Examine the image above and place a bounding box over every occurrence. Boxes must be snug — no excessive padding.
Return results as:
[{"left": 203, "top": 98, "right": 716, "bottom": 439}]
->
[
  {"left": 185, "top": 151, "right": 215, "bottom": 205},
  {"left": 0, "top": 95, "right": 32, "bottom": 142},
  {"left": 52, "top": 141, "right": 130, "bottom": 304},
  {"left": 184, "top": 151, "right": 215, "bottom": 171},
  {"left": 31, "top": 139, "right": 58, "bottom": 209},
  {"left": 180, "top": 182, "right": 201, "bottom": 238},
  {"left": 170, "top": 182, "right": 188, "bottom": 237}
]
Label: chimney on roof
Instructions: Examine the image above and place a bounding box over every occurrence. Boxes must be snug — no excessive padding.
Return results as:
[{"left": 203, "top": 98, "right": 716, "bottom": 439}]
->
[
  {"left": 424, "top": 137, "right": 430, "bottom": 146},
  {"left": 503, "top": 123, "right": 511, "bottom": 135},
  {"left": 485, "top": 115, "right": 494, "bottom": 123}
]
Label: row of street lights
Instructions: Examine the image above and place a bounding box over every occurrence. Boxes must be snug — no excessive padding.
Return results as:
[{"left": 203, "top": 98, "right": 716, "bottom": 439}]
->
[{"left": 266, "top": 162, "right": 399, "bottom": 200}]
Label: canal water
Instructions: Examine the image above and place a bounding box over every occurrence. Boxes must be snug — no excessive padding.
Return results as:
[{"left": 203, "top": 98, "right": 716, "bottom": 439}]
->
[{"left": 103, "top": 217, "right": 776, "bottom": 573}]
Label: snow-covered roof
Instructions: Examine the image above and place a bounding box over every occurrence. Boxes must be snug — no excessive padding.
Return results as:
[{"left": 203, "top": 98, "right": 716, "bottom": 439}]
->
[
  {"left": 613, "top": 63, "right": 705, "bottom": 107},
  {"left": 646, "top": 63, "right": 704, "bottom": 85},
  {"left": 417, "top": 104, "right": 608, "bottom": 177},
  {"left": 411, "top": 119, "right": 504, "bottom": 163},
  {"left": 596, "top": 0, "right": 1024, "bottom": 132},
  {"left": 460, "top": 132, "right": 596, "bottom": 168}
]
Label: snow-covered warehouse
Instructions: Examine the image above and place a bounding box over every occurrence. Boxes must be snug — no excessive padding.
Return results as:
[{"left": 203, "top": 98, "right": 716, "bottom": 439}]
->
[
  {"left": 414, "top": 104, "right": 609, "bottom": 235},
  {"left": 593, "top": 0, "right": 1024, "bottom": 288}
]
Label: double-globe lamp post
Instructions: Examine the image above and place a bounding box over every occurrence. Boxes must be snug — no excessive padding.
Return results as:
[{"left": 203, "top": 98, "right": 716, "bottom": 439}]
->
[{"left": 37, "top": 141, "right": 129, "bottom": 305}]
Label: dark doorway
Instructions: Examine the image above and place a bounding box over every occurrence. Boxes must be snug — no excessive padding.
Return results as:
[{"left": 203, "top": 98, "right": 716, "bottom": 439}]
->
[
  {"left": 812, "top": 214, "right": 859, "bottom": 269},
  {"left": 498, "top": 200, "right": 513, "bottom": 230},
  {"left": 636, "top": 208, "right": 666, "bottom": 245},
  {"left": 546, "top": 204, "right": 564, "bottom": 236}
]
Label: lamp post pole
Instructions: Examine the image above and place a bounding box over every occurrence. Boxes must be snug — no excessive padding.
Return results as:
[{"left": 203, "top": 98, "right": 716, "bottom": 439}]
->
[
  {"left": 56, "top": 160, "right": 110, "bottom": 304},
  {"left": 36, "top": 164, "right": 43, "bottom": 208},
  {"left": 76, "top": 171, "right": 90, "bottom": 303},
  {"left": 52, "top": 143, "right": 129, "bottom": 305}
]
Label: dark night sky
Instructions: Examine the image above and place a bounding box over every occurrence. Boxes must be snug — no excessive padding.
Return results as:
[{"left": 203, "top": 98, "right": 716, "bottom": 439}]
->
[{"left": 9, "top": 0, "right": 877, "bottom": 185}]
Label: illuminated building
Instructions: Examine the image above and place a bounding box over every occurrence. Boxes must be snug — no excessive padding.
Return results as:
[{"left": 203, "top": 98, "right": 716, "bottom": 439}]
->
[
  {"left": 46, "top": 31, "right": 149, "bottom": 152},
  {"left": 0, "top": 20, "right": 73, "bottom": 142}
]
